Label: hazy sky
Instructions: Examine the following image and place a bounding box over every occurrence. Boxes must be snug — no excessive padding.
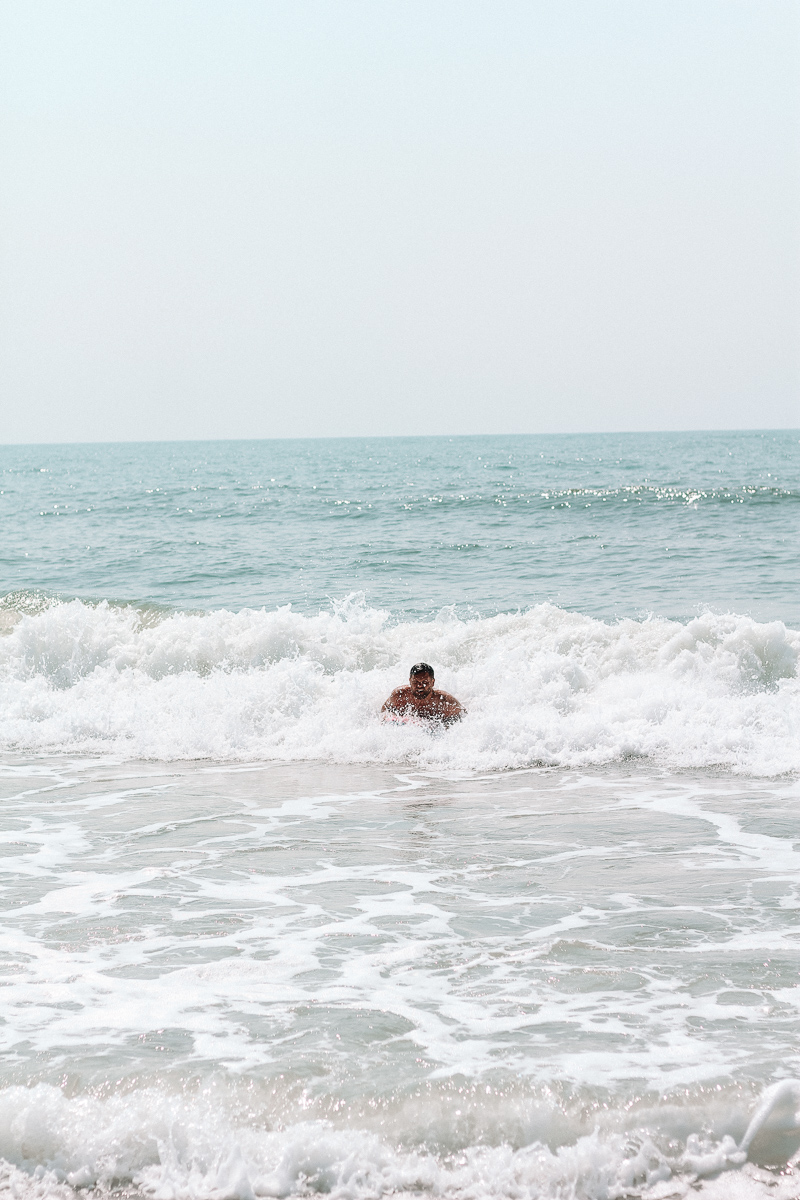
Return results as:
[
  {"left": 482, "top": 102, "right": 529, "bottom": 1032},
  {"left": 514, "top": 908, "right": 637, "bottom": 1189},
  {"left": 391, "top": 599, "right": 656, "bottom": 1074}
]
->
[{"left": 1, "top": 1, "right": 798, "bottom": 443}]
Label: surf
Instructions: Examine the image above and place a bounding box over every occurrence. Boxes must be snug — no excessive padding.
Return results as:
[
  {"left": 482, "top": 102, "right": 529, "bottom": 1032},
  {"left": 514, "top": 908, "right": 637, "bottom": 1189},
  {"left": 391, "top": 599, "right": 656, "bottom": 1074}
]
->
[{"left": 0, "top": 593, "right": 796, "bottom": 774}]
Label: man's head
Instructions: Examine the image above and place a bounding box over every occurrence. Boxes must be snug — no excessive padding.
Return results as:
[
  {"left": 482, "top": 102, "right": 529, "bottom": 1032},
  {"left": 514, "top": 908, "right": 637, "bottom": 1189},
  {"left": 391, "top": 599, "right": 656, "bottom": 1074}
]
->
[{"left": 409, "top": 662, "right": 434, "bottom": 698}]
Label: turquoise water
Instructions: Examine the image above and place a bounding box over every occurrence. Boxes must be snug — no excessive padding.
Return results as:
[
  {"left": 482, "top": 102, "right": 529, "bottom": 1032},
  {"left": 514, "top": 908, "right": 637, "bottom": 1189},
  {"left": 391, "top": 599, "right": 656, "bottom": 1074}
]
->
[
  {"left": 2, "top": 430, "right": 798, "bottom": 621},
  {"left": 1, "top": 430, "right": 799, "bottom": 1199}
]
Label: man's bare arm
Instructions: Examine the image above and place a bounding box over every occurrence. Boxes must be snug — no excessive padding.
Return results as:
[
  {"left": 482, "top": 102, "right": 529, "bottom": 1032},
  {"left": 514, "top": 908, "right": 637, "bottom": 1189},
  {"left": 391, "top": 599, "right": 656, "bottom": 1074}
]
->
[
  {"left": 381, "top": 687, "right": 408, "bottom": 713},
  {"left": 435, "top": 690, "right": 464, "bottom": 722}
]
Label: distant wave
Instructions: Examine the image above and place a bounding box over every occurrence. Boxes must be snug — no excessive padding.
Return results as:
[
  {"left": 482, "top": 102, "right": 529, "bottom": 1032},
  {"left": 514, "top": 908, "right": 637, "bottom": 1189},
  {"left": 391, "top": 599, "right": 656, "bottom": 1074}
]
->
[{"left": 0, "top": 593, "right": 797, "bottom": 773}]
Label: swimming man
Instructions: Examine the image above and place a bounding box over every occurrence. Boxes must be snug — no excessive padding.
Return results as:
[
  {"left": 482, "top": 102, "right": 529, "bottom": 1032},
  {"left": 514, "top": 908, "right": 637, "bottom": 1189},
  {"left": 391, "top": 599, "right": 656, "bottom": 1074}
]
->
[{"left": 381, "top": 662, "right": 464, "bottom": 725}]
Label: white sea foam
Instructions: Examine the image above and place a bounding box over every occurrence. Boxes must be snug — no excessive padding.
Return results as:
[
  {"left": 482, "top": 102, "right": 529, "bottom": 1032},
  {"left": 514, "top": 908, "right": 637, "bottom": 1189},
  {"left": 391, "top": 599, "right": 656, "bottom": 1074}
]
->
[
  {"left": 0, "top": 596, "right": 797, "bottom": 772},
  {"left": 2, "top": 760, "right": 800, "bottom": 1199},
  {"left": 0, "top": 1080, "right": 799, "bottom": 1200}
]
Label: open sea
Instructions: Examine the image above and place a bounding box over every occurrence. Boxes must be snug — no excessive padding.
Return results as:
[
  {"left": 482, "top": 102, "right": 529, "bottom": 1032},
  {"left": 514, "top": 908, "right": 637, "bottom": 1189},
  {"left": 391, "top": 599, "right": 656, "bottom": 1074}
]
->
[{"left": 1, "top": 429, "right": 799, "bottom": 1200}]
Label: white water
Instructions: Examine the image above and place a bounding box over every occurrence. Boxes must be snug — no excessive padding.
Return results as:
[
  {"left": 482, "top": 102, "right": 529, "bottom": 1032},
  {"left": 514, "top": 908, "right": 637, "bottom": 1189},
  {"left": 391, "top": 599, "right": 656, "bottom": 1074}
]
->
[
  {"left": 1, "top": 1079, "right": 799, "bottom": 1200},
  {"left": 0, "top": 596, "right": 797, "bottom": 773},
  {"left": 2, "top": 760, "right": 800, "bottom": 1197}
]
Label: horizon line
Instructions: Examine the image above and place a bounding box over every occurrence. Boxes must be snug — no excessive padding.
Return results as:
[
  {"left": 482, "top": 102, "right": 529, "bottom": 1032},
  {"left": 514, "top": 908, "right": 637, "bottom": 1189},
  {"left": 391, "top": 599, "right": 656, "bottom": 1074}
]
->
[{"left": 1, "top": 427, "right": 798, "bottom": 451}]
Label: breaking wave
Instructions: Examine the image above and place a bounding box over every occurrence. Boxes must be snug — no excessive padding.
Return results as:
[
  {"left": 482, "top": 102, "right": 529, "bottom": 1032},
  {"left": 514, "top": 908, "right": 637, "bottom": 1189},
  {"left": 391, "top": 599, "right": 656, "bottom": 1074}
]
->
[
  {"left": 0, "top": 594, "right": 797, "bottom": 773},
  {"left": 2, "top": 1078, "right": 800, "bottom": 1199}
]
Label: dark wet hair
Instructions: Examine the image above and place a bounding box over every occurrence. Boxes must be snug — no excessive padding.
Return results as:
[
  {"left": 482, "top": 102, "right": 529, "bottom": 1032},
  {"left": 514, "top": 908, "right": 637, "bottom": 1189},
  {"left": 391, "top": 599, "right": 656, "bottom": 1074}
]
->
[{"left": 409, "top": 662, "right": 434, "bottom": 677}]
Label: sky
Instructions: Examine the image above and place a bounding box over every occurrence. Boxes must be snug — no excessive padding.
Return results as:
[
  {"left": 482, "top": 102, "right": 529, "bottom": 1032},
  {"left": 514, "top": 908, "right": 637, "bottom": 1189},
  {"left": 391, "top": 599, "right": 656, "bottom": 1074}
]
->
[{"left": 1, "top": 0, "right": 798, "bottom": 444}]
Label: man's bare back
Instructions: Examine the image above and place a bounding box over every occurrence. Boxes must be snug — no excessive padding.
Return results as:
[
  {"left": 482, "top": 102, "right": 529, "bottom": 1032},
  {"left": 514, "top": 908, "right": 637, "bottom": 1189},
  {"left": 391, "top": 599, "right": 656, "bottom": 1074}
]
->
[{"left": 381, "top": 663, "right": 463, "bottom": 726}]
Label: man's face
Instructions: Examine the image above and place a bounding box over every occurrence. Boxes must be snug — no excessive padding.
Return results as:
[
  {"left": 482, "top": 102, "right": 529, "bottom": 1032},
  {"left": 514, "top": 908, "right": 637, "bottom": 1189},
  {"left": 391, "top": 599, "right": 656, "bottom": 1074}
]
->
[{"left": 409, "top": 672, "right": 434, "bottom": 699}]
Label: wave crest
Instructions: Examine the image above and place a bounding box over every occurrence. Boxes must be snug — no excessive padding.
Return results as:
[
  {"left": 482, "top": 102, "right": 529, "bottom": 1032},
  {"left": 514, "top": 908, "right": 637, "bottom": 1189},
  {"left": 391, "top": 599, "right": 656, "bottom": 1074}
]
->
[
  {"left": 0, "top": 596, "right": 797, "bottom": 773},
  {"left": 0, "top": 1080, "right": 798, "bottom": 1200}
]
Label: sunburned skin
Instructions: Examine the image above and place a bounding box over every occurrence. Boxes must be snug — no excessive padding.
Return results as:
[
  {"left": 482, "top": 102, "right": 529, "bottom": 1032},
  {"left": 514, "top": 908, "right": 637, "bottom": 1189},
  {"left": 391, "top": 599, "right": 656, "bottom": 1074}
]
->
[{"left": 381, "top": 666, "right": 464, "bottom": 726}]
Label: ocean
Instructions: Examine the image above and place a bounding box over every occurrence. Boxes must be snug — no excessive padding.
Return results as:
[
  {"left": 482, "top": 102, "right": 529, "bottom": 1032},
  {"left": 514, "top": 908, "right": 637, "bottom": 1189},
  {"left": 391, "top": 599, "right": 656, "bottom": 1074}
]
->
[{"left": 0, "top": 429, "right": 798, "bottom": 1199}]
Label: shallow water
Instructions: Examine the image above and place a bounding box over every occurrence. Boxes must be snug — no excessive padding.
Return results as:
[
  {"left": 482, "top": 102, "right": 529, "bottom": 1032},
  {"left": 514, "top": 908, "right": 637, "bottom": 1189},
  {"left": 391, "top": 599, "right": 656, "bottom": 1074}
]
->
[
  {"left": 0, "top": 431, "right": 799, "bottom": 1197},
  {"left": 2, "top": 759, "right": 800, "bottom": 1198}
]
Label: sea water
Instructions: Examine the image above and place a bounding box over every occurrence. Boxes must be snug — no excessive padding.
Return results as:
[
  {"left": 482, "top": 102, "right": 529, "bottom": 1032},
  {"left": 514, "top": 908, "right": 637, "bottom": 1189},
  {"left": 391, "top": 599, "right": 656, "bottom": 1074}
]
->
[{"left": 0, "top": 430, "right": 799, "bottom": 1199}]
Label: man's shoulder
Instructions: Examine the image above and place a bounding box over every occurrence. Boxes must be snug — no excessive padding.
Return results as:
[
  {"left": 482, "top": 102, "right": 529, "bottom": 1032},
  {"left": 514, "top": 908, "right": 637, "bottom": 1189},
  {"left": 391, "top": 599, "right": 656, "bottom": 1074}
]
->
[
  {"left": 433, "top": 688, "right": 458, "bottom": 703},
  {"left": 389, "top": 685, "right": 412, "bottom": 701}
]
